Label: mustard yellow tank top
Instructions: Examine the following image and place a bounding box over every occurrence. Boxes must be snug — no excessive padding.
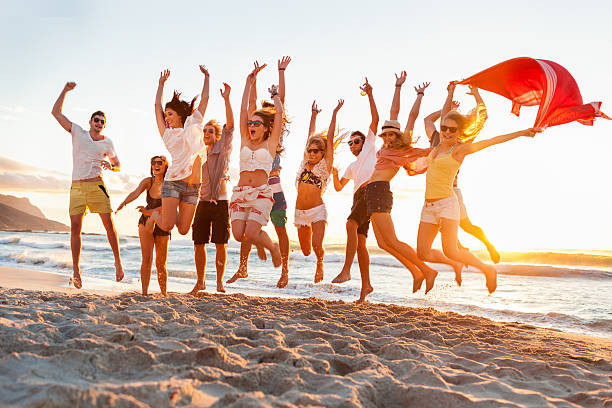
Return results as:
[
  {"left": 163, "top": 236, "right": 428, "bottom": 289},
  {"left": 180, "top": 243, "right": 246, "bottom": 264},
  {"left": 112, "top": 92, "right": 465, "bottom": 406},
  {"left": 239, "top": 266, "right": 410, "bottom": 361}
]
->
[{"left": 425, "top": 145, "right": 461, "bottom": 200}]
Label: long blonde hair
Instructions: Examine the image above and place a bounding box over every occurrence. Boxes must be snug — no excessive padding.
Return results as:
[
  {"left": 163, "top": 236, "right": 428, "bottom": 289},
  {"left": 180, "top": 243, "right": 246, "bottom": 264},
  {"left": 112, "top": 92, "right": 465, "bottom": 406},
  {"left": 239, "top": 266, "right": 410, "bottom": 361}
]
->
[{"left": 444, "top": 104, "right": 488, "bottom": 142}]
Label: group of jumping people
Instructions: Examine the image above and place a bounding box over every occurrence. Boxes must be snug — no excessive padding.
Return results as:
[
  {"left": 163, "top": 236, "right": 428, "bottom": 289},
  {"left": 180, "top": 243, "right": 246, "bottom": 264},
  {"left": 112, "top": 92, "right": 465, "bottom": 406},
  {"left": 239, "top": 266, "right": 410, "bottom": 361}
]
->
[{"left": 52, "top": 57, "right": 538, "bottom": 303}]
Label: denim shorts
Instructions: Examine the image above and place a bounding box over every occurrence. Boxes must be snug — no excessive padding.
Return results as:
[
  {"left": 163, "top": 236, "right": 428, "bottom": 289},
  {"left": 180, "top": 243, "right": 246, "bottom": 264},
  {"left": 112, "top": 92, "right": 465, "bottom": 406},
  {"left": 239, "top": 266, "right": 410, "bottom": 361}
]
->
[
  {"left": 161, "top": 180, "right": 200, "bottom": 205},
  {"left": 420, "top": 196, "right": 460, "bottom": 225}
]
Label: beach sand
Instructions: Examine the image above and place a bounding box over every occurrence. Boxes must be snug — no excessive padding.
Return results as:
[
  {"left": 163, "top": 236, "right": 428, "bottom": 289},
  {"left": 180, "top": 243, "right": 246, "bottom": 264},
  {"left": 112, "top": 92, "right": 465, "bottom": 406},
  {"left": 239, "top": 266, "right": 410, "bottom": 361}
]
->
[{"left": 1, "top": 267, "right": 610, "bottom": 407}]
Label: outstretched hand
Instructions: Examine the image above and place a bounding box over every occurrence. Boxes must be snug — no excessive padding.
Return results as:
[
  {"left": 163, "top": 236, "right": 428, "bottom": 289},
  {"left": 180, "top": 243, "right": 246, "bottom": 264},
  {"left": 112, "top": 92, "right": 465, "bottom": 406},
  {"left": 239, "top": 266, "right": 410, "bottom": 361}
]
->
[
  {"left": 64, "top": 82, "right": 76, "bottom": 92},
  {"left": 312, "top": 100, "right": 321, "bottom": 114},
  {"left": 415, "top": 82, "right": 430, "bottom": 94},
  {"left": 333, "top": 99, "right": 344, "bottom": 113},
  {"left": 100, "top": 160, "right": 112, "bottom": 170},
  {"left": 268, "top": 84, "right": 279, "bottom": 97},
  {"left": 447, "top": 81, "right": 457, "bottom": 93},
  {"left": 159, "top": 69, "right": 170, "bottom": 85},
  {"left": 248, "top": 61, "right": 267, "bottom": 81},
  {"left": 220, "top": 82, "right": 231, "bottom": 98},
  {"left": 359, "top": 77, "right": 373, "bottom": 95},
  {"left": 466, "top": 85, "right": 480, "bottom": 96},
  {"left": 278, "top": 56, "right": 291, "bottom": 70},
  {"left": 395, "top": 71, "right": 407, "bottom": 87},
  {"left": 199, "top": 65, "right": 210, "bottom": 76},
  {"left": 451, "top": 100, "right": 461, "bottom": 110},
  {"left": 524, "top": 127, "right": 542, "bottom": 137}
]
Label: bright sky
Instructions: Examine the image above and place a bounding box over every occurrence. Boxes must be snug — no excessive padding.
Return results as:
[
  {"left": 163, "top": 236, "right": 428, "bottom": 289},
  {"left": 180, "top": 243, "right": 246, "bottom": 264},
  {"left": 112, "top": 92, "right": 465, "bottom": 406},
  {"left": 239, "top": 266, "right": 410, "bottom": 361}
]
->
[{"left": 1, "top": 0, "right": 611, "bottom": 251}]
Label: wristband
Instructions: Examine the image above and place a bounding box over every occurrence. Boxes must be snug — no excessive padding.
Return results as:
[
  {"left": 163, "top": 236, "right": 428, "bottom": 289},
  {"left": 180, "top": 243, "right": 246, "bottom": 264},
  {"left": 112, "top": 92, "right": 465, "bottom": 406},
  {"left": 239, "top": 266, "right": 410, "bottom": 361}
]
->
[
  {"left": 279, "top": 68, "right": 286, "bottom": 71},
  {"left": 417, "top": 92, "right": 424, "bottom": 96}
]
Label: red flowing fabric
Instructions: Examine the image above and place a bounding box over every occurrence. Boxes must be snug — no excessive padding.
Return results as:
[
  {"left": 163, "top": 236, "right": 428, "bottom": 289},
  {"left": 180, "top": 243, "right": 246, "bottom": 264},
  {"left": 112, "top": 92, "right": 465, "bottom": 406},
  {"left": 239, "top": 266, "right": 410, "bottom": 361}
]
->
[{"left": 458, "top": 57, "right": 610, "bottom": 129}]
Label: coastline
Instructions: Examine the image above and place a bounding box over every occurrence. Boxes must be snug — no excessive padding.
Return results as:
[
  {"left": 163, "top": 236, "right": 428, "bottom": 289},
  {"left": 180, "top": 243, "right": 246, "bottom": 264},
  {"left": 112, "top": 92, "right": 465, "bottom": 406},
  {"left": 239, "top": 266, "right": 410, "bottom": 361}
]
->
[{"left": 1, "top": 267, "right": 611, "bottom": 407}]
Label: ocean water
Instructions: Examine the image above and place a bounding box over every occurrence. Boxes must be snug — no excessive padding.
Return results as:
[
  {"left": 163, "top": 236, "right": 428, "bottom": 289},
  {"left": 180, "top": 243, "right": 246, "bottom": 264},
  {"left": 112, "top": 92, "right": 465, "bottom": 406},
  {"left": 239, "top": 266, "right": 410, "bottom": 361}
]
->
[{"left": 1, "top": 230, "right": 610, "bottom": 339}]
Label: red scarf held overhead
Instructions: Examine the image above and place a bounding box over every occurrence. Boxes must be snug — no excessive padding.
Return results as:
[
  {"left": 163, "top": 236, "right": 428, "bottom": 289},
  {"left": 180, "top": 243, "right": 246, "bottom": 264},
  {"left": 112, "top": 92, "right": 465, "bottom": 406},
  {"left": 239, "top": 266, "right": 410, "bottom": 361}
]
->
[{"left": 458, "top": 57, "right": 610, "bottom": 129}]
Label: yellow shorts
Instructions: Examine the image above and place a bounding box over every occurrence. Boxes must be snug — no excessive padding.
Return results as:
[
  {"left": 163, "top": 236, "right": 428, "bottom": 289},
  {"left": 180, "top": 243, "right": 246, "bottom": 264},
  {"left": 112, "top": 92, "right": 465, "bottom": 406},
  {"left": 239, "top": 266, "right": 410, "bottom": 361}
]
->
[{"left": 69, "top": 181, "right": 112, "bottom": 216}]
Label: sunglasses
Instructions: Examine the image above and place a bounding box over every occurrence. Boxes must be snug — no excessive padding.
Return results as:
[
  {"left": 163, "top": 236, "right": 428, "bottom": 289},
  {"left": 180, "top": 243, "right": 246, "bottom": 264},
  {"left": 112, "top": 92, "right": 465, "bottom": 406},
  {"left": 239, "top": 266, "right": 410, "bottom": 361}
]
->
[
  {"left": 247, "top": 120, "right": 263, "bottom": 127},
  {"left": 440, "top": 125, "right": 458, "bottom": 133},
  {"left": 93, "top": 117, "right": 105, "bottom": 125},
  {"left": 203, "top": 128, "right": 216, "bottom": 134},
  {"left": 348, "top": 139, "right": 362, "bottom": 146},
  {"left": 307, "top": 148, "right": 322, "bottom": 154},
  {"left": 151, "top": 160, "right": 164, "bottom": 165}
]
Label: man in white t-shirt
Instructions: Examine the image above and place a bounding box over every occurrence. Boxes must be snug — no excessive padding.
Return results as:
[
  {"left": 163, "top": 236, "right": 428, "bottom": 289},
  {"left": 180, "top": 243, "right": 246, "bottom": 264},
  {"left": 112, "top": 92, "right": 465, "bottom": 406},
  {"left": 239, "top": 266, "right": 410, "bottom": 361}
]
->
[
  {"left": 330, "top": 78, "right": 379, "bottom": 286},
  {"left": 52, "top": 82, "right": 125, "bottom": 289}
]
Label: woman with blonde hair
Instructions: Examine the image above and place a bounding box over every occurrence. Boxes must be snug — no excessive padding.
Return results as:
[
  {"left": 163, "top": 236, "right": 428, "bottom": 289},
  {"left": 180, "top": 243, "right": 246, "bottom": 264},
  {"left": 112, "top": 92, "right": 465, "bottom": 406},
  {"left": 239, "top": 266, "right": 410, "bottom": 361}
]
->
[
  {"left": 295, "top": 99, "right": 344, "bottom": 283},
  {"left": 116, "top": 156, "right": 170, "bottom": 296},
  {"left": 416, "top": 83, "right": 538, "bottom": 294}
]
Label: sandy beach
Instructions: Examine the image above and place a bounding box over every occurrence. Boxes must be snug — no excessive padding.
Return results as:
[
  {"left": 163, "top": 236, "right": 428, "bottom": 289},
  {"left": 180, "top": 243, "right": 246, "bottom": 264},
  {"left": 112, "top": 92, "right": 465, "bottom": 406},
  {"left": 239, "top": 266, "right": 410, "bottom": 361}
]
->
[{"left": 0, "top": 267, "right": 611, "bottom": 408}]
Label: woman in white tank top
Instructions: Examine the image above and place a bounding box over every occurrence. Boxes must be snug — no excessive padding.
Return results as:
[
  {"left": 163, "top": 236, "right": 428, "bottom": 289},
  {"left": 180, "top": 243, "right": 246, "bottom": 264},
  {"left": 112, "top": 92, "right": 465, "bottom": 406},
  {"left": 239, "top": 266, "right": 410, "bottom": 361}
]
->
[{"left": 228, "top": 62, "right": 282, "bottom": 269}]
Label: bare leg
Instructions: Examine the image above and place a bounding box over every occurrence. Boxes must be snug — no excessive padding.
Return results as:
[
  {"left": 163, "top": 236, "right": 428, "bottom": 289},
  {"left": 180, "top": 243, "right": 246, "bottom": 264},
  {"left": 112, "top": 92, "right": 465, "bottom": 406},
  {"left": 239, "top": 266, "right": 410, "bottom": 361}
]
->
[
  {"left": 69, "top": 213, "right": 85, "bottom": 288},
  {"left": 176, "top": 201, "right": 197, "bottom": 235},
  {"left": 460, "top": 218, "right": 500, "bottom": 264},
  {"left": 440, "top": 218, "right": 497, "bottom": 293},
  {"left": 244, "top": 221, "right": 281, "bottom": 267},
  {"left": 138, "top": 224, "right": 154, "bottom": 295},
  {"left": 255, "top": 244, "right": 267, "bottom": 260},
  {"left": 227, "top": 220, "right": 249, "bottom": 284},
  {"left": 274, "top": 225, "right": 290, "bottom": 288},
  {"left": 154, "top": 235, "right": 169, "bottom": 296},
  {"left": 417, "top": 221, "right": 464, "bottom": 286},
  {"left": 214, "top": 243, "right": 227, "bottom": 292},
  {"left": 296, "top": 225, "right": 312, "bottom": 256},
  {"left": 144, "top": 215, "right": 156, "bottom": 234},
  {"left": 311, "top": 221, "right": 326, "bottom": 283},
  {"left": 99, "top": 212, "right": 124, "bottom": 282},
  {"left": 332, "top": 220, "right": 358, "bottom": 284},
  {"left": 191, "top": 244, "right": 207, "bottom": 294},
  {"left": 370, "top": 213, "right": 438, "bottom": 294},
  {"left": 153, "top": 196, "right": 179, "bottom": 232},
  {"left": 355, "top": 233, "right": 372, "bottom": 303}
]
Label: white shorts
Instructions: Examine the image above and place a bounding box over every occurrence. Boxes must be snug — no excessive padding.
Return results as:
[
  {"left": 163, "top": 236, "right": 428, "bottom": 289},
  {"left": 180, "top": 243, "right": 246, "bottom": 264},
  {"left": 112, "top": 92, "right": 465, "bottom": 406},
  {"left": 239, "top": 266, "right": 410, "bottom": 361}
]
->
[
  {"left": 453, "top": 187, "right": 468, "bottom": 220},
  {"left": 294, "top": 203, "right": 328, "bottom": 227},
  {"left": 229, "top": 184, "right": 274, "bottom": 226},
  {"left": 420, "top": 196, "right": 460, "bottom": 225}
]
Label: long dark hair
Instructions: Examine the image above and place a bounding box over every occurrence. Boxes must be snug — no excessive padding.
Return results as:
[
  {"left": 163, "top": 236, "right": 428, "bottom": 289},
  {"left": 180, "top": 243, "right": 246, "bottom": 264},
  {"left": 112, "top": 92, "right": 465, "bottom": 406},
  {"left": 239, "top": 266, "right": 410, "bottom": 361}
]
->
[{"left": 165, "top": 91, "right": 196, "bottom": 125}]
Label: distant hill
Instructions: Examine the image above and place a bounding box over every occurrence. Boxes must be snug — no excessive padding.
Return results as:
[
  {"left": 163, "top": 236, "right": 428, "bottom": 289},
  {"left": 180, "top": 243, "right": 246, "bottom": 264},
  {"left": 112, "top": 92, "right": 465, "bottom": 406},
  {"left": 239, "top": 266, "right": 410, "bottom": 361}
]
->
[
  {"left": 0, "top": 194, "right": 46, "bottom": 219},
  {"left": 0, "top": 202, "right": 69, "bottom": 232}
]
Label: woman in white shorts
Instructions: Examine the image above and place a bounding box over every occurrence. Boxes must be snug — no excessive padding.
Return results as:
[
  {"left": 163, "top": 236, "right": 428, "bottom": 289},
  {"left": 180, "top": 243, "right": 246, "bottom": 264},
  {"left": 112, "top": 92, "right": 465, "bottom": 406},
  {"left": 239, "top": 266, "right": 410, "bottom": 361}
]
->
[
  {"left": 416, "top": 83, "right": 538, "bottom": 294},
  {"left": 228, "top": 61, "right": 282, "bottom": 268},
  {"left": 295, "top": 99, "right": 343, "bottom": 283}
]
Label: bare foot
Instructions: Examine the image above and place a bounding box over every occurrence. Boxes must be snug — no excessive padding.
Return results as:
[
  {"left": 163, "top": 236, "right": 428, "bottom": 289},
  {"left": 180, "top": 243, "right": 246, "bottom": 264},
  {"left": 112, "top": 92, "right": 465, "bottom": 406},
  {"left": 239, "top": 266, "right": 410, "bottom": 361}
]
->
[
  {"left": 276, "top": 271, "right": 288, "bottom": 288},
  {"left": 115, "top": 262, "right": 124, "bottom": 282},
  {"left": 452, "top": 261, "right": 463, "bottom": 286},
  {"left": 483, "top": 265, "right": 497, "bottom": 294},
  {"left": 487, "top": 245, "right": 500, "bottom": 264},
  {"left": 412, "top": 271, "right": 424, "bottom": 293},
  {"left": 356, "top": 285, "right": 374, "bottom": 304},
  {"left": 424, "top": 267, "right": 438, "bottom": 295},
  {"left": 226, "top": 269, "right": 248, "bottom": 284},
  {"left": 314, "top": 260, "right": 324, "bottom": 283},
  {"left": 216, "top": 283, "right": 226, "bottom": 293},
  {"left": 331, "top": 269, "right": 351, "bottom": 284},
  {"left": 270, "top": 244, "right": 281, "bottom": 268},
  {"left": 189, "top": 282, "right": 205, "bottom": 295},
  {"left": 69, "top": 271, "right": 82, "bottom": 289},
  {"left": 256, "top": 245, "right": 267, "bottom": 261}
]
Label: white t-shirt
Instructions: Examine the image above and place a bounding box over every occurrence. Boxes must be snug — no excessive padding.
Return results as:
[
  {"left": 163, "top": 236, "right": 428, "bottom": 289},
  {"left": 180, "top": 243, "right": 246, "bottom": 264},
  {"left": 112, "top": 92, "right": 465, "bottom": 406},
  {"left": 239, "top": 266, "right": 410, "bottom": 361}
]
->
[
  {"left": 70, "top": 123, "right": 117, "bottom": 181},
  {"left": 341, "top": 128, "right": 378, "bottom": 194},
  {"left": 162, "top": 110, "right": 207, "bottom": 181}
]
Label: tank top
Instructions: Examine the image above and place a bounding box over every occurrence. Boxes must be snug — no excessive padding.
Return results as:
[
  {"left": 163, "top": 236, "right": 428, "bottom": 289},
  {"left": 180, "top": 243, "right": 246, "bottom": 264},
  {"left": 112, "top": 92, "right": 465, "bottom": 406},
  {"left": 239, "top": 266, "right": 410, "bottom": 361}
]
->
[
  {"left": 425, "top": 145, "right": 461, "bottom": 200},
  {"left": 240, "top": 146, "right": 274, "bottom": 175}
]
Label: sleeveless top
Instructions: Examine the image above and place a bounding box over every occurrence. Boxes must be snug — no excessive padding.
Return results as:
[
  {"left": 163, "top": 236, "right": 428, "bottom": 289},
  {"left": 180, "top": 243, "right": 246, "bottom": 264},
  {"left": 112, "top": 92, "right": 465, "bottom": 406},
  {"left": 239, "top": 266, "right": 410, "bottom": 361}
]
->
[
  {"left": 145, "top": 187, "right": 162, "bottom": 210},
  {"left": 296, "top": 158, "right": 330, "bottom": 192},
  {"left": 425, "top": 145, "right": 461, "bottom": 200},
  {"left": 239, "top": 146, "right": 274, "bottom": 175}
]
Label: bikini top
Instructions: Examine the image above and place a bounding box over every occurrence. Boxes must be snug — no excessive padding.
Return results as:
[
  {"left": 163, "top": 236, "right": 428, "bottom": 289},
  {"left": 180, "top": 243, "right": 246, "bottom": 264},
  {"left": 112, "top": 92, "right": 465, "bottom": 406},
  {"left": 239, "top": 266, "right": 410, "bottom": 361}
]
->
[
  {"left": 145, "top": 179, "right": 162, "bottom": 209},
  {"left": 239, "top": 145, "right": 274, "bottom": 175},
  {"left": 296, "top": 158, "right": 330, "bottom": 192}
]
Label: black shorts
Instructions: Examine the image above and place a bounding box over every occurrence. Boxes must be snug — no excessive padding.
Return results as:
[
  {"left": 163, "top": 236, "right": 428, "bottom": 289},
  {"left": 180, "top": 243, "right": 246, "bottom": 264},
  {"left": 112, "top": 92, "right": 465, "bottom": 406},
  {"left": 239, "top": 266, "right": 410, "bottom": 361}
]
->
[
  {"left": 192, "top": 200, "right": 230, "bottom": 244},
  {"left": 365, "top": 181, "right": 393, "bottom": 216},
  {"left": 347, "top": 185, "right": 370, "bottom": 237},
  {"left": 138, "top": 214, "right": 171, "bottom": 237}
]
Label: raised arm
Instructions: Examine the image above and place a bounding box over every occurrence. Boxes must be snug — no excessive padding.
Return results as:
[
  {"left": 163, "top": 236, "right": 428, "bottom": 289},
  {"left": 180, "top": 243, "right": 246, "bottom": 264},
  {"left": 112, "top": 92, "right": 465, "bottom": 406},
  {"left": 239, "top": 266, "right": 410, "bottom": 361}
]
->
[
  {"left": 240, "top": 61, "right": 266, "bottom": 142},
  {"left": 220, "top": 83, "right": 234, "bottom": 130},
  {"left": 403, "top": 82, "right": 430, "bottom": 138},
  {"left": 360, "top": 77, "right": 379, "bottom": 133},
  {"left": 116, "top": 178, "right": 151, "bottom": 212},
  {"left": 278, "top": 56, "right": 291, "bottom": 104},
  {"left": 423, "top": 110, "right": 441, "bottom": 142},
  {"left": 467, "top": 85, "right": 485, "bottom": 107},
  {"left": 326, "top": 99, "right": 344, "bottom": 170},
  {"left": 441, "top": 82, "right": 456, "bottom": 121},
  {"left": 390, "top": 71, "right": 406, "bottom": 121},
  {"left": 51, "top": 82, "right": 76, "bottom": 132},
  {"left": 196, "top": 65, "right": 210, "bottom": 117},
  {"left": 308, "top": 100, "right": 321, "bottom": 138},
  {"left": 455, "top": 128, "right": 538, "bottom": 161},
  {"left": 155, "top": 70, "right": 170, "bottom": 137},
  {"left": 267, "top": 85, "right": 284, "bottom": 155},
  {"left": 248, "top": 78, "right": 257, "bottom": 117}
]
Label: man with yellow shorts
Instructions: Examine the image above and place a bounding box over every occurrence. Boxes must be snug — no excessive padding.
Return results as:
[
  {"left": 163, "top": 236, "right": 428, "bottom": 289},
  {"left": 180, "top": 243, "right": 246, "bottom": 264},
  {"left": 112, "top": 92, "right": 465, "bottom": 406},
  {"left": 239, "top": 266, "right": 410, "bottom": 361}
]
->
[{"left": 52, "top": 81, "right": 125, "bottom": 288}]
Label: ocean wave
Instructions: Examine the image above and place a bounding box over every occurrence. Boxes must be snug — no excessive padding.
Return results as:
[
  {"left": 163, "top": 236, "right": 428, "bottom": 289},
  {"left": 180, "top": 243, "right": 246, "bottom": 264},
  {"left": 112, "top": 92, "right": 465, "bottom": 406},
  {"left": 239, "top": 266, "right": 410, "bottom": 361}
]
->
[
  {"left": 0, "top": 237, "right": 21, "bottom": 245},
  {"left": 1, "top": 253, "right": 72, "bottom": 270}
]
